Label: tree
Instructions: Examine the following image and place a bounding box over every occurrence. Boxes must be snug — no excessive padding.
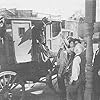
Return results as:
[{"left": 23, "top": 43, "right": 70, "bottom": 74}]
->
[
  {"left": 84, "top": 0, "right": 96, "bottom": 100},
  {"left": 68, "top": 10, "right": 85, "bottom": 23}
]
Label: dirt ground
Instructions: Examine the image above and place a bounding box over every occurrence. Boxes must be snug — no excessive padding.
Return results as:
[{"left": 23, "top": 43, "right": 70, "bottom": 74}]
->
[{"left": 11, "top": 85, "right": 61, "bottom": 100}]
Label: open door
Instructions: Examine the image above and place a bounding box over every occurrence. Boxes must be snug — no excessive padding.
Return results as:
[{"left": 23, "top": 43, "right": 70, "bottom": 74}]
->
[{"left": 12, "top": 20, "right": 32, "bottom": 63}]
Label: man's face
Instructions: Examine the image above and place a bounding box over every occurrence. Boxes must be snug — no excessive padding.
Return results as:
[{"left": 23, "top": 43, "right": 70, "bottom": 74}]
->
[{"left": 74, "top": 44, "right": 83, "bottom": 55}]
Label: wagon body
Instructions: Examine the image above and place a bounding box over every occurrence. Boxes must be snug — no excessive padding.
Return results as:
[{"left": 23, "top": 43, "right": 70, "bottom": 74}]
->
[
  {"left": 0, "top": 60, "right": 52, "bottom": 83},
  {"left": 0, "top": 17, "right": 57, "bottom": 100}
]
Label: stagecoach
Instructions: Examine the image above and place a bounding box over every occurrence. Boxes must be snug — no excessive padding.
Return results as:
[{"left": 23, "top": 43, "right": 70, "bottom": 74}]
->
[{"left": 0, "top": 16, "right": 58, "bottom": 100}]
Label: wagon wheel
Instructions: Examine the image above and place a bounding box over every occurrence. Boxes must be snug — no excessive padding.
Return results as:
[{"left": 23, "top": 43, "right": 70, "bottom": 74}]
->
[{"left": 0, "top": 71, "right": 19, "bottom": 100}]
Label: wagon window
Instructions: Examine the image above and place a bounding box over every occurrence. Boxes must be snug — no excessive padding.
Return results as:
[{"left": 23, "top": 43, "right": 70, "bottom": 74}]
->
[
  {"left": 52, "top": 21, "right": 61, "bottom": 37},
  {"left": 18, "top": 27, "right": 25, "bottom": 38}
]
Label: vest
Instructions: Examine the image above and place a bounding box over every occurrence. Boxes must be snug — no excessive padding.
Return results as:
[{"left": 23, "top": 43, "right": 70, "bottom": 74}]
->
[
  {"left": 78, "top": 50, "right": 86, "bottom": 84},
  {"left": 67, "top": 51, "right": 86, "bottom": 93},
  {"left": 93, "top": 49, "right": 100, "bottom": 94}
]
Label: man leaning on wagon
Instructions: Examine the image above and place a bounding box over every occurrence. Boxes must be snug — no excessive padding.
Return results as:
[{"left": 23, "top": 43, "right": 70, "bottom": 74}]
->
[{"left": 56, "top": 38, "right": 76, "bottom": 100}]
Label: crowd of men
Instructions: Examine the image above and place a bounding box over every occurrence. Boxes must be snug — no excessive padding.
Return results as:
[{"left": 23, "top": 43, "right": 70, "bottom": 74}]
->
[
  {"left": 55, "top": 37, "right": 86, "bottom": 100},
  {"left": 45, "top": 36, "right": 100, "bottom": 100}
]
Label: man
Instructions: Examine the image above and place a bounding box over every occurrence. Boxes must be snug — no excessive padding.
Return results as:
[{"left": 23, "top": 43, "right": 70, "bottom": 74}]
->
[
  {"left": 93, "top": 41, "right": 100, "bottom": 100},
  {"left": 68, "top": 43, "right": 86, "bottom": 100},
  {"left": 57, "top": 38, "right": 75, "bottom": 100},
  {"left": 57, "top": 43, "right": 69, "bottom": 100}
]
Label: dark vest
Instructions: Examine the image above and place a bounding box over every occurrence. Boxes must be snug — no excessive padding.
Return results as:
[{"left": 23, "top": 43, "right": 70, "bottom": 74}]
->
[
  {"left": 78, "top": 51, "right": 86, "bottom": 84},
  {"left": 93, "top": 49, "right": 100, "bottom": 94},
  {"left": 93, "top": 49, "right": 100, "bottom": 71},
  {"left": 67, "top": 52, "right": 86, "bottom": 93}
]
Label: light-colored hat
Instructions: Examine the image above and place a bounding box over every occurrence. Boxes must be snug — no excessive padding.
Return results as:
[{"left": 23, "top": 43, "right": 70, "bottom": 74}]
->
[{"left": 74, "top": 43, "right": 84, "bottom": 55}]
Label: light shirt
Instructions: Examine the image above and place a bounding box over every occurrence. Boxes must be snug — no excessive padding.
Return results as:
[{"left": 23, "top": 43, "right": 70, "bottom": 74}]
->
[{"left": 70, "top": 56, "right": 81, "bottom": 83}]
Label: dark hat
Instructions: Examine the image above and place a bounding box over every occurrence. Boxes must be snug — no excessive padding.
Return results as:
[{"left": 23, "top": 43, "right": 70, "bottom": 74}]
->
[
  {"left": 42, "top": 17, "right": 52, "bottom": 25},
  {"left": 68, "top": 37, "right": 75, "bottom": 43},
  {"left": 74, "top": 38, "right": 81, "bottom": 43}
]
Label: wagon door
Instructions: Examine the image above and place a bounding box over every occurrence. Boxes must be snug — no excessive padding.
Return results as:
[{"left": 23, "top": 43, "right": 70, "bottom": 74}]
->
[
  {"left": 46, "top": 21, "right": 61, "bottom": 52},
  {"left": 12, "top": 20, "right": 32, "bottom": 63}
]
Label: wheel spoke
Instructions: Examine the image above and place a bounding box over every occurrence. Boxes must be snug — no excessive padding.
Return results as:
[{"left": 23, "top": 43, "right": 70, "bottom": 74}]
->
[
  {"left": 0, "top": 80, "right": 3, "bottom": 88},
  {"left": 3, "top": 75, "right": 6, "bottom": 86},
  {"left": 10, "top": 82, "right": 19, "bottom": 91},
  {"left": 9, "top": 75, "right": 17, "bottom": 89}
]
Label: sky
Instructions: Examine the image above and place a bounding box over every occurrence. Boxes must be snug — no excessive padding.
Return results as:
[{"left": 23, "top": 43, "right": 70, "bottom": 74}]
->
[{"left": 0, "top": 0, "right": 85, "bottom": 19}]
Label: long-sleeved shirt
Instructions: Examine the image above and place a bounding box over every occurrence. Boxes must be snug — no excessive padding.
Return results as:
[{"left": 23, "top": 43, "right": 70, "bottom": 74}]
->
[
  {"left": 57, "top": 49, "right": 69, "bottom": 75},
  {"left": 70, "top": 55, "right": 81, "bottom": 83}
]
